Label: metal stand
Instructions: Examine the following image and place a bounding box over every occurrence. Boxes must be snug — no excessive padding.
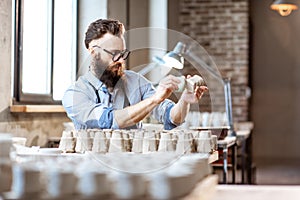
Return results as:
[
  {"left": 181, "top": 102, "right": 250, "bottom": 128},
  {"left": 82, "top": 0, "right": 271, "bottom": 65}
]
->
[{"left": 223, "top": 78, "right": 236, "bottom": 137}]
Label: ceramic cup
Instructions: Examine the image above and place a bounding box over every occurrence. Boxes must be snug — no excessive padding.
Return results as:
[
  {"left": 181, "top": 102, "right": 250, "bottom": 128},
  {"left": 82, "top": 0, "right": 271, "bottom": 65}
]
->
[
  {"left": 176, "top": 75, "right": 204, "bottom": 93},
  {"left": 112, "top": 172, "right": 146, "bottom": 199},
  {"left": 175, "top": 132, "right": 193, "bottom": 154},
  {"left": 59, "top": 137, "right": 76, "bottom": 153},
  {"left": 176, "top": 76, "right": 186, "bottom": 92},
  {"left": 132, "top": 130, "right": 144, "bottom": 153},
  {"left": 62, "top": 130, "right": 73, "bottom": 138},
  {"left": 77, "top": 171, "right": 109, "bottom": 197},
  {"left": 196, "top": 138, "right": 212, "bottom": 153},
  {"left": 143, "top": 131, "right": 157, "bottom": 153},
  {"left": 199, "top": 130, "right": 212, "bottom": 139},
  {"left": 109, "top": 130, "right": 125, "bottom": 153},
  {"left": 12, "top": 164, "right": 42, "bottom": 198},
  {"left": 0, "top": 159, "right": 12, "bottom": 192},
  {"left": 158, "top": 132, "right": 175, "bottom": 152},
  {"left": 75, "top": 137, "right": 93, "bottom": 153},
  {"left": 46, "top": 170, "right": 77, "bottom": 198},
  {"left": 0, "top": 133, "right": 12, "bottom": 158},
  {"left": 92, "top": 131, "right": 107, "bottom": 153},
  {"left": 186, "top": 75, "right": 204, "bottom": 92}
]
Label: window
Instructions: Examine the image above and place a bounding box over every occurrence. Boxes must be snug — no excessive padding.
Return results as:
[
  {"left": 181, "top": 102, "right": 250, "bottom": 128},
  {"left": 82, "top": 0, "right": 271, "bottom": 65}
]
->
[{"left": 14, "top": 0, "right": 77, "bottom": 104}]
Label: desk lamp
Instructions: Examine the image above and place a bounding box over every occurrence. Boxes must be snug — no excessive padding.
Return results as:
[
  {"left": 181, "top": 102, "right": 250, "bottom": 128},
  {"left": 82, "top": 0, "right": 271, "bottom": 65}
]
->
[
  {"left": 138, "top": 42, "right": 185, "bottom": 80},
  {"left": 139, "top": 41, "right": 236, "bottom": 137}
]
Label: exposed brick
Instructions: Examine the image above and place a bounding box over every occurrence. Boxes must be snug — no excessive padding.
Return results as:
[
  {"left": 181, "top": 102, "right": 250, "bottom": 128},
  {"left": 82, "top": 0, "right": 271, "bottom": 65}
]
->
[{"left": 179, "top": 0, "right": 249, "bottom": 123}]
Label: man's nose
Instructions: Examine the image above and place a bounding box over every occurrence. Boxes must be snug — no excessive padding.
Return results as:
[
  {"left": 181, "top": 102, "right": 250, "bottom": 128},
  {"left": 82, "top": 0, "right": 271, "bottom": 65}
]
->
[{"left": 118, "top": 57, "right": 125, "bottom": 63}]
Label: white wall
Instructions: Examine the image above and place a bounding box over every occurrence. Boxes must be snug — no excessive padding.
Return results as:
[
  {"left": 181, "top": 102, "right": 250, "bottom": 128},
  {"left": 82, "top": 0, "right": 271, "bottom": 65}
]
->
[
  {"left": 0, "top": 0, "right": 12, "bottom": 110},
  {"left": 77, "top": 0, "right": 108, "bottom": 76},
  {"left": 149, "top": 0, "right": 168, "bottom": 60}
]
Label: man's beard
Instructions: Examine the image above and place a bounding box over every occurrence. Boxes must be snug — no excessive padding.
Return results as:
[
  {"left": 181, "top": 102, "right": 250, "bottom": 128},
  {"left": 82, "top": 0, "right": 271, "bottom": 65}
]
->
[{"left": 91, "top": 53, "right": 125, "bottom": 88}]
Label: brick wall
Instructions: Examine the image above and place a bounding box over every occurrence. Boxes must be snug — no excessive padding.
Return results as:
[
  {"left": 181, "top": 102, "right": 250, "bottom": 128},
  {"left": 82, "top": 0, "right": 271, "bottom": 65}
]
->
[{"left": 179, "top": 0, "right": 249, "bottom": 122}]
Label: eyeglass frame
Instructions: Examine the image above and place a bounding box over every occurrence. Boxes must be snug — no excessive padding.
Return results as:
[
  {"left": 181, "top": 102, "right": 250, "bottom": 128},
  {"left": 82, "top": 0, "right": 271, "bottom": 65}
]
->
[{"left": 92, "top": 45, "right": 130, "bottom": 62}]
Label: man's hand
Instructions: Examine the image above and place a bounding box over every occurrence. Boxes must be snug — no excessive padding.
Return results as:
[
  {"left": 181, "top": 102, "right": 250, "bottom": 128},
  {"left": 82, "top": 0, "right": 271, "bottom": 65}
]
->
[
  {"left": 180, "top": 75, "right": 208, "bottom": 104},
  {"left": 152, "top": 75, "right": 181, "bottom": 104},
  {"left": 181, "top": 85, "right": 208, "bottom": 103}
]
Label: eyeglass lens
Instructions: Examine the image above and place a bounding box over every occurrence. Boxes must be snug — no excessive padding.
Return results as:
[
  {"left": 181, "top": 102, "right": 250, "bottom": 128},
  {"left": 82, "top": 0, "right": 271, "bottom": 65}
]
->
[
  {"left": 112, "top": 50, "right": 130, "bottom": 62},
  {"left": 93, "top": 46, "right": 130, "bottom": 62}
]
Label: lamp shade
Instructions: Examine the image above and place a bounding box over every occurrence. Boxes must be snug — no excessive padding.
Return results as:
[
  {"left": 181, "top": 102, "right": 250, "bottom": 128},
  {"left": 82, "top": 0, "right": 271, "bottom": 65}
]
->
[
  {"left": 138, "top": 42, "right": 186, "bottom": 84},
  {"left": 270, "top": 0, "right": 298, "bottom": 16},
  {"left": 162, "top": 42, "right": 185, "bottom": 69}
]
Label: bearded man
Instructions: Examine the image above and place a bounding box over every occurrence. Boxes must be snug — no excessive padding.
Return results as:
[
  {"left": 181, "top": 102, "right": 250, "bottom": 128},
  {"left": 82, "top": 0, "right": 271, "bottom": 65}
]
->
[{"left": 62, "top": 19, "right": 207, "bottom": 130}]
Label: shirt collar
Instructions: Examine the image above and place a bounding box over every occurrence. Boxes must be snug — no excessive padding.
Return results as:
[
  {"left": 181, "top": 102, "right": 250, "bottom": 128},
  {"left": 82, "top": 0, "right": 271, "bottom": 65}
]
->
[{"left": 85, "top": 70, "right": 104, "bottom": 90}]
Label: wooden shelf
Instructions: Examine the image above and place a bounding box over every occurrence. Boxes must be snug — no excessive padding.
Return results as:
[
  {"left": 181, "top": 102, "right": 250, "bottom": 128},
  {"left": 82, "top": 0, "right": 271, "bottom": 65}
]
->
[{"left": 10, "top": 105, "right": 65, "bottom": 113}]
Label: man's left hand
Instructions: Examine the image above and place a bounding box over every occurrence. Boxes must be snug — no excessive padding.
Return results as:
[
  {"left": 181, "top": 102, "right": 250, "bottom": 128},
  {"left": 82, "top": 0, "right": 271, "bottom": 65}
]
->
[{"left": 181, "top": 85, "right": 208, "bottom": 104}]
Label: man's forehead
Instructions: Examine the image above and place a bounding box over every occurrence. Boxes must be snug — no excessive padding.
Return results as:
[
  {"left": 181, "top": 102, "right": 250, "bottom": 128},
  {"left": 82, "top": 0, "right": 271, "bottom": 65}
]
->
[{"left": 97, "top": 33, "right": 124, "bottom": 47}]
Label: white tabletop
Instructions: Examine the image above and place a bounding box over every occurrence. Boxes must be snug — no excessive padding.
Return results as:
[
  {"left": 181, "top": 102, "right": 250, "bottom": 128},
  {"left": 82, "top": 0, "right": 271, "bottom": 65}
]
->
[{"left": 212, "top": 185, "right": 300, "bottom": 200}]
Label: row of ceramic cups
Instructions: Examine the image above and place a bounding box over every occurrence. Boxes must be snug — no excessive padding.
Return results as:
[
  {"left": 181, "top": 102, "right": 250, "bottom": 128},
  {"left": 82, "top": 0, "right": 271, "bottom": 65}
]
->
[
  {"left": 59, "top": 129, "right": 218, "bottom": 154},
  {"left": 11, "top": 152, "right": 212, "bottom": 199},
  {"left": 181, "top": 111, "right": 228, "bottom": 128}
]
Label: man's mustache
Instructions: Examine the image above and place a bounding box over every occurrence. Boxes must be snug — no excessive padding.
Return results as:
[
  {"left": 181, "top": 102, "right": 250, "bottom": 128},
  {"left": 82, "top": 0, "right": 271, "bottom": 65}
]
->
[{"left": 107, "top": 62, "right": 123, "bottom": 70}]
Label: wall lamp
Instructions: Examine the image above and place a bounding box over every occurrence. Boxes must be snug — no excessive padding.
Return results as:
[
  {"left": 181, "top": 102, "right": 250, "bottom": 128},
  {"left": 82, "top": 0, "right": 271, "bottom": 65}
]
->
[{"left": 270, "top": 0, "right": 298, "bottom": 16}]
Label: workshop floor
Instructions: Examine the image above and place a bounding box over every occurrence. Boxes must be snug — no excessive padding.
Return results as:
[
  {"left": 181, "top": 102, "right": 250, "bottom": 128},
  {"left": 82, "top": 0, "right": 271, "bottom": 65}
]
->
[
  {"left": 255, "top": 158, "right": 300, "bottom": 185},
  {"left": 214, "top": 158, "right": 300, "bottom": 185}
]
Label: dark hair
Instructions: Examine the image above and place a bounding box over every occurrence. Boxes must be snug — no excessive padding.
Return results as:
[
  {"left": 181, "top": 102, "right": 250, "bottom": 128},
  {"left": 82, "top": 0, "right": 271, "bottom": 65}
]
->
[{"left": 84, "top": 19, "right": 124, "bottom": 49}]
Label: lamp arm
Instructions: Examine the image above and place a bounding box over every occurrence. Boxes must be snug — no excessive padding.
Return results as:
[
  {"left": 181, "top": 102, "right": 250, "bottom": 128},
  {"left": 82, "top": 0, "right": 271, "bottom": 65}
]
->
[
  {"left": 224, "top": 78, "right": 236, "bottom": 136},
  {"left": 183, "top": 52, "right": 223, "bottom": 83},
  {"left": 138, "top": 63, "right": 157, "bottom": 76}
]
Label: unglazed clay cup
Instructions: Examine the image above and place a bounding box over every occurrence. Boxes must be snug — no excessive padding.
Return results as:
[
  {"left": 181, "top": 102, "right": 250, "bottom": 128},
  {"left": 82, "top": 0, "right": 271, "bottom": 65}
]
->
[
  {"left": 142, "top": 131, "right": 157, "bottom": 153},
  {"left": 0, "top": 133, "right": 12, "bottom": 158},
  {"left": 75, "top": 137, "right": 93, "bottom": 153},
  {"left": 12, "top": 164, "right": 42, "bottom": 198},
  {"left": 92, "top": 131, "right": 107, "bottom": 153},
  {"left": 46, "top": 170, "right": 77, "bottom": 198},
  {"left": 176, "top": 76, "right": 186, "bottom": 92},
  {"left": 186, "top": 75, "right": 204, "bottom": 92},
  {"left": 199, "top": 130, "right": 212, "bottom": 139},
  {"left": 77, "top": 171, "right": 109, "bottom": 197},
  {"left": 196, "top": 138, "right": 212, "bottom": 153},
  {"left": 108, "top": 138, "right": 125, "bottom": 153}
]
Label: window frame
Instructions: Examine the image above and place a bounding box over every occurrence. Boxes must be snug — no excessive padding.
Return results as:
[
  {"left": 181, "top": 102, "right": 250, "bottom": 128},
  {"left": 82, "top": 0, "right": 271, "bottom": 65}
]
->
[{"left": 13, "top": 0, "right": 78, "bottom": 105}]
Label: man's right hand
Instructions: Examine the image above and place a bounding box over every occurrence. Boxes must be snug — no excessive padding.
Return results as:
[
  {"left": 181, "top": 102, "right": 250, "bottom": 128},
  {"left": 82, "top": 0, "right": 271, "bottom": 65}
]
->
[
  {"left": 151, "top": 75, "right": 181, "bottom": 104},
  {"left": 115, "top": 75, "right": 180, "bottom": 128}
]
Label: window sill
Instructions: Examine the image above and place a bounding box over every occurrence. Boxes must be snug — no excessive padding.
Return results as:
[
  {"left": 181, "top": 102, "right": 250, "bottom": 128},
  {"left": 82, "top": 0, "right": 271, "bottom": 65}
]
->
[{"left": 10, "top": 105, "right": 65, "bottom": 113}]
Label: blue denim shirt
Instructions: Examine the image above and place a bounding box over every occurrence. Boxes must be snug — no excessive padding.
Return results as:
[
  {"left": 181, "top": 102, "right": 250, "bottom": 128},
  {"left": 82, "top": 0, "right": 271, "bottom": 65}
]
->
[{"left": 62, "top": 70, "right": 178, "bottom": 130}]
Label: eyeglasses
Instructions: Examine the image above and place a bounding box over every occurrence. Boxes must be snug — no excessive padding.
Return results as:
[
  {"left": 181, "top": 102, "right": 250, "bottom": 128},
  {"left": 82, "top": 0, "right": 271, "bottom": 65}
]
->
[{"left": 92, "top": 45, "right": 130, "bottom": 62}]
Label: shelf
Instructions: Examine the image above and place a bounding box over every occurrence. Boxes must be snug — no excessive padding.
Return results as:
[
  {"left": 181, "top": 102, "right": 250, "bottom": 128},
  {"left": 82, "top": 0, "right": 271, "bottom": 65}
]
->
[{"left": 10, "top": 105, "right": 65, "bottom": 113}]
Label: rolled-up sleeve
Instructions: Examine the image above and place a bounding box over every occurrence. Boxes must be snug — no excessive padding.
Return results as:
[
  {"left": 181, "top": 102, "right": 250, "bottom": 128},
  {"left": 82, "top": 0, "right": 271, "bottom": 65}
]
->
[
  {"left": 163, "top": 104, "right": 178, "bottom": 130},
  {"left": 151, "top": 99, "right": 178, "bottom": 130},
  {"left": 62, "top": 86, "right": 115, "bottom": 130}
]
